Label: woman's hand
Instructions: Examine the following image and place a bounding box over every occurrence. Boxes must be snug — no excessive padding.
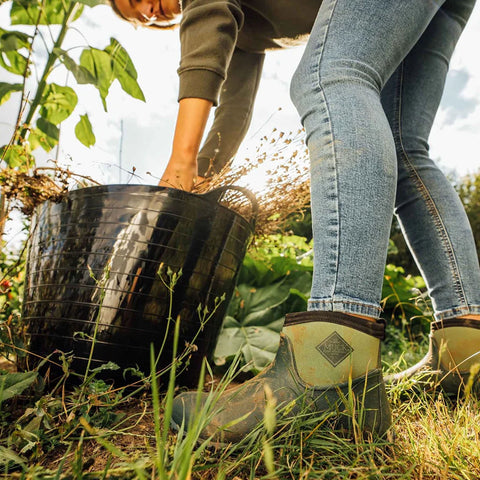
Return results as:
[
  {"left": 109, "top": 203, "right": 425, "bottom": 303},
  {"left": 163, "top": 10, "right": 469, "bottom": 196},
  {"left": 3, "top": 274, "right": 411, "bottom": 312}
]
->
[
  {"left": 159, "top": 98, "right": 213, "bottom": 191},
  {"left": 159, "top": 154, "right": 198, "bottom": 191}
]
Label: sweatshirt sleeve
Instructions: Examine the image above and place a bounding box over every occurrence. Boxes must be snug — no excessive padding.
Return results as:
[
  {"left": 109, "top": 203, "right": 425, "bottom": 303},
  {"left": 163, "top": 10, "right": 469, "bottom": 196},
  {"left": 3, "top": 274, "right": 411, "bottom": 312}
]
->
[
  {"left": 178, "top": 0, "right": 244, "bottom": 106},
  {"left": 197, "top": 47, "right": 265, "bottom": 177}
]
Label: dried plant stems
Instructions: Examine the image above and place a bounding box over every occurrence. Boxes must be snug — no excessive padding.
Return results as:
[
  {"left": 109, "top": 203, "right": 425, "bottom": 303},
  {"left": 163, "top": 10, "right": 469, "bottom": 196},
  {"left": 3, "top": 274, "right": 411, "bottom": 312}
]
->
[
  {"left": 0, "top": 164, "right": 100, "bottom": 216},
  {"left": 0, "top": 129, "right": 311, "bottom": 236},
  {"left": 193, "top": 128, "right": 311, "bottom": 236}
]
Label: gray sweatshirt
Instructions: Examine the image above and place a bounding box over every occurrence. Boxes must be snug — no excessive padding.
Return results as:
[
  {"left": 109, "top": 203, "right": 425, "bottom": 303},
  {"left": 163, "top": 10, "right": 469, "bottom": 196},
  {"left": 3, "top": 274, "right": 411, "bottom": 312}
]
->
[{"left": 179, "top": 0, "right": 321, "bottom": 176}]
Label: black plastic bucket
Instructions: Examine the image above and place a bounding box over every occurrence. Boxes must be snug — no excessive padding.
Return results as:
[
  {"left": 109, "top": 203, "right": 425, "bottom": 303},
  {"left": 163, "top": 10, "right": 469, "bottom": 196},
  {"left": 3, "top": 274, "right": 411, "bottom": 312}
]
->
[{"left": 21, "top": 184, "right": 257, "bottom": 386}]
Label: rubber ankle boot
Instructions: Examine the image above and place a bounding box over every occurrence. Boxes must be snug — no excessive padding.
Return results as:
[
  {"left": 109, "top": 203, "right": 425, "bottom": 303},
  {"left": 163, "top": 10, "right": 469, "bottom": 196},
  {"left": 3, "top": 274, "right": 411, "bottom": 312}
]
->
[
  {"left": 170, "top": 311, "right": 392, "bottom": 444},
  {"left": 389, "top": 317, "right": 480, "bottom": 397}
]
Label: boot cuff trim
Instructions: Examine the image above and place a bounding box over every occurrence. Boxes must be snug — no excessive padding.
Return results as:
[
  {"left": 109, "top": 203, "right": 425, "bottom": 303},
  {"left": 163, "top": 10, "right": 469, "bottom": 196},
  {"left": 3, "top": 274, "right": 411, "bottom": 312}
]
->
[
  {"left": 284, "top": 311, "right": 385, "bottom": 339},
  {"left": 432, "top": 317, "right": 480, "bottom": 331}
]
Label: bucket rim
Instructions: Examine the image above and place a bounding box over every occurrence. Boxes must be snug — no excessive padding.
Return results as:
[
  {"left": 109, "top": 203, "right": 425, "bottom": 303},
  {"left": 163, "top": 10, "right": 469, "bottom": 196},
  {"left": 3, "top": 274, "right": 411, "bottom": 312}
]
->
[{"left": 49, "top": 184, "right": 257, "bottom": 232}]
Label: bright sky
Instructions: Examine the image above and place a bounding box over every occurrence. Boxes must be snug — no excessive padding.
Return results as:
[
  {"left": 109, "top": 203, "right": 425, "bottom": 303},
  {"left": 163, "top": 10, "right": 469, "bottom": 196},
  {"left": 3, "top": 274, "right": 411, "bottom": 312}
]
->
[{"left": 0, "top": 2, "right": 479, "bottom": 187}]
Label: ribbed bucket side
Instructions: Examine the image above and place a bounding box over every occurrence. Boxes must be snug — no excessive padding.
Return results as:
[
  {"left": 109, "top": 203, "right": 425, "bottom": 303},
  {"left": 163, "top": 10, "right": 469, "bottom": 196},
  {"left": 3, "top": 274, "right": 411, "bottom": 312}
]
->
[{"left": 22, "top": 185, "right": 254, "bottom": 386}]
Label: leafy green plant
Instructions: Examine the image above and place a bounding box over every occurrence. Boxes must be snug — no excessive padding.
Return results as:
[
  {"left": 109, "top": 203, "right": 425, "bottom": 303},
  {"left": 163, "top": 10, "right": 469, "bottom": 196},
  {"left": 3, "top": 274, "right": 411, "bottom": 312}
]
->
[
  {"left": 214, "top": 235, "right": 313, "bottom": 372},
  {"left": 1, "top": 0, "right": 144, "bottom": 161},
  {"left": 0, "top": 0, "right": 145, "bottom": 233},
  {"left": 382, "top": 263, "right": 432, "bottom": 338},
  {"left": 456, "top": 169, "right": 480, "bottom": 259}
]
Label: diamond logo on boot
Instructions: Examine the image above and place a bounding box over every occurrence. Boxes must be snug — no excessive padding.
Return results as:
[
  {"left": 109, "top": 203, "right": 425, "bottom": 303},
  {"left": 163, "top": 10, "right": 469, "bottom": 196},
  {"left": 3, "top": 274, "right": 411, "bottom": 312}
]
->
[{"left": 316, "top": 331, "right": 354, "bottom": 367}]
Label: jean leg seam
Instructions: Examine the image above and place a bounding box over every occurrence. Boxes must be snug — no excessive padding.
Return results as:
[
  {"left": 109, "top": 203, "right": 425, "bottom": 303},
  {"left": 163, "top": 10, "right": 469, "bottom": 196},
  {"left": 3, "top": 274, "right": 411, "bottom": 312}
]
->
[
  {"left": 394, "top": 62, "right": 468, "bottom": 308},
  {"left": 313, "top": 0, "right": 340, "bottom": 300}
]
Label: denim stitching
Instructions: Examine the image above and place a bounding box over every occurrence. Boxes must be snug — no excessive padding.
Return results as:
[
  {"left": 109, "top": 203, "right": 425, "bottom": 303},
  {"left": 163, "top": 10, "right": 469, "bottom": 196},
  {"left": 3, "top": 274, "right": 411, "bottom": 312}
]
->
[
  {"left": 394, "top": 60, "right": 468, "bottom": 308},
  {"left": 308, "top": 303, "right": 382, "bottom": 318},
  {"left": 436, "top": 305, "right": 480, "bottom": 321},
  {"left": 309, "top": 298, "right": 382, "bottom": 310}
]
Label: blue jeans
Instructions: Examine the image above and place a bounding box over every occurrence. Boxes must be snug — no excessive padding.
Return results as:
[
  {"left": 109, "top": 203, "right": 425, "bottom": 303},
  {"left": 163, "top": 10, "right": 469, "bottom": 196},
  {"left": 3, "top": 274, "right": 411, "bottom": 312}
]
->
[{"left": 290, "top": 0, "right": 480, "bottom": 320}]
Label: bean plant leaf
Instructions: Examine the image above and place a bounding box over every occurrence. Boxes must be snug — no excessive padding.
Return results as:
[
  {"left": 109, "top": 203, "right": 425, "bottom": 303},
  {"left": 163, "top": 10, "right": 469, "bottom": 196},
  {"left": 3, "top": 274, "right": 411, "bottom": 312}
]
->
[
  {"left": 28, "top": 128, "right": 58, "bottom": 152},
  {"left": 54, "top": 48, "right": 96, "bottom": 85},
  {"left": 0, "top": 29, "right": 31, "bottom": 52},
  {"left": 75, "top": 114, "right": 96, "bottom": 147},
  {"left": 0, "top": 144, "right": 34, "bottom": 169},
  {"left": 0, "top": 371, "right": 38, "bottom": 402},
  {"left": 214, "top": 314, "right": 283, "bottom": 371},
  {"left": 37, "top": 117, "right": 60, "bottom": 141},
  {"left": 40, "top": 83, "right": 78, "bottom": 124},
  {"left": 11, "top": 0, "right": 84, "bottom": 25},
  {"left": 215, "top": 271, "right": 311, "bottom": 371},
  {"left": 105, "top": 38, "right": 145, "bottom": 101},
  {"left": 80, "top": 47, "right": 114, "bottom": 111},
  {"left": 0, "top": 50, "right": 28, "bottom": 75},
  {"left": 0, "top": 82, "right": 22, "bottom": 105}
]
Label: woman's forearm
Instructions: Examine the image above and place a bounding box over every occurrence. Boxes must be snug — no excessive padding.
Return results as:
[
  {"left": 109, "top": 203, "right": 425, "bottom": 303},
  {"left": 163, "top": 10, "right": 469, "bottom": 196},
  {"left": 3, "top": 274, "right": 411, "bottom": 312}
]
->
[
  {"left": 172, "top": 97, "right": 213, "bottom": 159},
  {"left": 159, "top": 97, "right": 213, "bottom": 190}
]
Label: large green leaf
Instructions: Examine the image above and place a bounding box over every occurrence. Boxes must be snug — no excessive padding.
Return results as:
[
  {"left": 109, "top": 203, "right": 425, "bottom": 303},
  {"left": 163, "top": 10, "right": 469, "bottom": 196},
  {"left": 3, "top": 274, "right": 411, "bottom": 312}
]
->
[
  {"left": 229, "top": 283, "right": 280, "bottom": 322},
  {"left": 31, "top": 117, "right": 60, "bottom": 152},
  {"left": 0, "top": 50, "right": 28, "bottom": 75},
  {"left": 10, "top": 0, "right": 83, "bottom": 25},
  {"left": 214, "top": 315, "right": 283, "bottom": 372},
  {"left": 228, "top": 275, "right": 305, "bottom": 323},
  {"left": 214, "top": 236, "right": 313, "bottom": 372},
  {"left": 215, "top": 272, "right": 311, "bottom": 371},
  {"left": 28, "top": 127, "right": 58, "bottom": 152},
  {"left": 105, "top": 38, "right": 145, "bottom": 101},
  {"left": 80, "top": 47, "right": 114, "bottom": 111},
  {"left": 0, "top": 29, "right": 31, "bottom": 52},
  {"left": 0, "top": 144, "right": 34, "bottom": 168},
  {"left": 37, "top": 117, "right": 60, "bottom": 141},
  {"left": 0, "top": 371, "right": 37, "bottom": 402},
  {"left": 54, "top": 48, "right": 96, "bottom": 85},
  {"left": 237, "top": 255, "right": 272, "bottom": 286},
  {"left": 39, "top": 83, "right": 78, "bottom": 124},
  {"left": 0, "top": 82, "right": 22, "bottom": 105},
  {"left": 75, "top": 114, "right": 96, "bottom": 147},
  {"left": 382, "top": 264, "right": 427, "bottom": 321}
]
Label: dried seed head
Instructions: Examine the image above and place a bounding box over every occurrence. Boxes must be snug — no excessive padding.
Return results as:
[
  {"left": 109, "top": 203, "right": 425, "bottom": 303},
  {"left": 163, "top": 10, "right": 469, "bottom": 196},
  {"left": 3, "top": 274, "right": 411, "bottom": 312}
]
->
[{"left": 192, "top": 129, "right": 310, "bottom": 236}]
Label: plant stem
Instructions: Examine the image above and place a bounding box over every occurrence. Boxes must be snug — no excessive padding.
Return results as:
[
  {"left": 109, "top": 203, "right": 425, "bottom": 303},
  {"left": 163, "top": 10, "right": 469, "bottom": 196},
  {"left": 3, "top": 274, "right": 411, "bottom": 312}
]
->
[
  {"left": 19, "top": 1, "right": 81, "bottom": 142},
  {"left": 0, "top": 193, "right": 6, "bottom": 242},
  {"left": 13, "top": 6, "right": 42, "bottom": 141}
]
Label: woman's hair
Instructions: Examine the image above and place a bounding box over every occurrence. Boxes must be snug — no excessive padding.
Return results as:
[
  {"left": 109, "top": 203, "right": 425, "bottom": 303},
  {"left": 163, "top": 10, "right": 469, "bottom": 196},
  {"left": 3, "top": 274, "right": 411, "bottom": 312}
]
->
[{"left": 107, "top": 0, "right": 180, "bottom": 30}]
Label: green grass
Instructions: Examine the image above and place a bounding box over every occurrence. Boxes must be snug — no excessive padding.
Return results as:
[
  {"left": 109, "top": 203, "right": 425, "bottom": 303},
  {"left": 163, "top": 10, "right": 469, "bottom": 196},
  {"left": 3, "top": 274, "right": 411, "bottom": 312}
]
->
[
  {"left": 2, "top": 327, "right": 480, "bottom": 480},
  {"left": 1, "top": 257, "right": 478, "bottom": 479}
]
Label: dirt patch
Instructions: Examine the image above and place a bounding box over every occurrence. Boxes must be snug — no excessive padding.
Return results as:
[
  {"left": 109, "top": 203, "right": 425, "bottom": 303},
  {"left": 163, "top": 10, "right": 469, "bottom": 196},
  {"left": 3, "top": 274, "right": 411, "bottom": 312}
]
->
[{"left": 39, "top": 397, "right": 157, "bottom": 474}]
